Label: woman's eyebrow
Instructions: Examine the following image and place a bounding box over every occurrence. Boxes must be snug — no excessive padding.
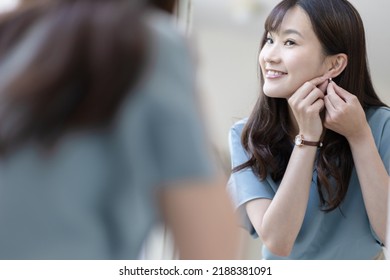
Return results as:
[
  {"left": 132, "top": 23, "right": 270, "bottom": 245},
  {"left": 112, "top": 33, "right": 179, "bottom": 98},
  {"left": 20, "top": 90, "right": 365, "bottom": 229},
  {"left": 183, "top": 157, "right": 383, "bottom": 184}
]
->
[{"left": 281, "top": 28, "right": 304, "bottom": 38}]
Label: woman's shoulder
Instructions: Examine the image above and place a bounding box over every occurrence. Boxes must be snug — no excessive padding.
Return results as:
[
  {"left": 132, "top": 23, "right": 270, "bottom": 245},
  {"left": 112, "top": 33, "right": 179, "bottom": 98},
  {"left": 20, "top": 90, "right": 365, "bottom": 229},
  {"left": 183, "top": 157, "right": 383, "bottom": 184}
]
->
[
  {"left": 366, "top": 107, "right": 390, "bottom": 145},
  {"left": 229, "top": 118, "right": 248, "bottom": 136},
  {"left": 366, "top": 106, "right": 390, "bottom": 126},
  {"left": 366, "top": 106, "right": 390, "bottom": 118}
]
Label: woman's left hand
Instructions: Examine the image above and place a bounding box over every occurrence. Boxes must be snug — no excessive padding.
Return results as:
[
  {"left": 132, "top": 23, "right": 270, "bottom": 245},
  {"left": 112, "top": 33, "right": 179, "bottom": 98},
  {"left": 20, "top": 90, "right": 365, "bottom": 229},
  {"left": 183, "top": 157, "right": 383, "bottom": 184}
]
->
[{"left": 324, "top": 81, "right": 370, "bottom": 142}]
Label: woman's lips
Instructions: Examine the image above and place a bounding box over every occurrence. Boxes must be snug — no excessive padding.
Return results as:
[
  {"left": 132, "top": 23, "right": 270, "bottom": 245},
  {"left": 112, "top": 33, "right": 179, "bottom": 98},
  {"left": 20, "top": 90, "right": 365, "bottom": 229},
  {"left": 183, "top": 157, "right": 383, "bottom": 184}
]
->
[{"left": 265, "top": 70, "right": 287, "bottom": 78}]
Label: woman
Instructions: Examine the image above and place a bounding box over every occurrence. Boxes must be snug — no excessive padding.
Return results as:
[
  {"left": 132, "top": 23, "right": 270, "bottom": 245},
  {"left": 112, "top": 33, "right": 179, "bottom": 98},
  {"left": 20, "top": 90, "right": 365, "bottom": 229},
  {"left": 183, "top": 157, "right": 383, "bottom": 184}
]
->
[
  {"left": 0, "top": 0, "right": 239, "bottom": 259},
  {"left": 228, "top": 0, "right": 389, "bottom": 259}
]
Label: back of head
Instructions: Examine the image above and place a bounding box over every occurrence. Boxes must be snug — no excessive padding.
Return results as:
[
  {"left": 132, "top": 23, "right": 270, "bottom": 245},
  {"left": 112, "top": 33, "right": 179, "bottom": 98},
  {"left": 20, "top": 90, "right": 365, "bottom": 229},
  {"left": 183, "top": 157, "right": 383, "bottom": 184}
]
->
[
  {"left": 148, "top": 0, "right": 177, "bottom": 14},
  {"left": 0, "top": 0, "right": 148, "bottom": 155}
]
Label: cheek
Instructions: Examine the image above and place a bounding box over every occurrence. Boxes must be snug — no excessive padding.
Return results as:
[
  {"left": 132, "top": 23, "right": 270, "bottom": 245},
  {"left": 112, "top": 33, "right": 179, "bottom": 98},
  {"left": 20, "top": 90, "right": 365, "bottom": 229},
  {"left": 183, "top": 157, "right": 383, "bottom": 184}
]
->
[
  {"left": 289, "top": 55, "right": 325, "bottom": 83},
  {"left": 258, "top": 52, "right": 265, "bottom": 71}
]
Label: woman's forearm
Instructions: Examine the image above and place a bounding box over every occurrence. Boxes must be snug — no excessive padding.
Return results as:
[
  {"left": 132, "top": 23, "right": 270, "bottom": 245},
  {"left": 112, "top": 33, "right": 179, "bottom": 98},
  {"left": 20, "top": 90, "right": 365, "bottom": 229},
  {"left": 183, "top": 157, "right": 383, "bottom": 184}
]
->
[
  {"left": 258, "top": 145, "right": 317, "bottom": 256},
  {"left": 348, "top": 128, "right": 389, "bottom": 244}
]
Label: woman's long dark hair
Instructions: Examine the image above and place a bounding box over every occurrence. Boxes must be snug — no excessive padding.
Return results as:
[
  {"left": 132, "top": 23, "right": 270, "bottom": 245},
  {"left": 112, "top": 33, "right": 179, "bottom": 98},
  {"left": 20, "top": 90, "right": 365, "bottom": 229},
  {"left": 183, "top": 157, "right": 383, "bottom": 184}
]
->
[
  {"left": 149, "top": 0, "right": 177, "bottom": 14},
  {"left": 0, "top": 0, "right": 148, "bottom": 155},
  {"left": 234, "top": 0, "right": 388, "bottom": 212}
]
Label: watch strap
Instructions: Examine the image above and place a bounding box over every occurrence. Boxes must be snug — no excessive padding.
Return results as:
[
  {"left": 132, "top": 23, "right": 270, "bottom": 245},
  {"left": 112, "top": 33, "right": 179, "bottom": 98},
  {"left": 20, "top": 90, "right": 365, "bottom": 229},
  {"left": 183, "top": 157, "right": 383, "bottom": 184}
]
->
[
  {"left": 295, "top": 134, "right": 323, "bottom": 148},
  {"left": 301, "top": 139, "right": 323, "bottom": 147}
]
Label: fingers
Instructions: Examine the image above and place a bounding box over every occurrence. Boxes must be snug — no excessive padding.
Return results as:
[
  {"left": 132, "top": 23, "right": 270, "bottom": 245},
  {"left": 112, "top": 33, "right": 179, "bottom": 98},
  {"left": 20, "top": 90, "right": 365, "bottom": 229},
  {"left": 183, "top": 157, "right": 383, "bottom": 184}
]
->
[
  {"left": 294, "top": 74, "right": 330, "bottom": 99},
  {"left": 289, "top": 86, "right": 325, "bottom": 127},
  {"left": 317, "top": 80, "right": 329, "bottom": 93},
  {"left": 288, "top": 75, "right": 328, "bottom": 139},
  {"left": 310, "top": 97, "right": 325, "bottom": 114},
  {"left": 308, "top": 74, "right": 331, "bottom": 87},
  {"left": 330, "top": 82, "right": 348, "bottom": 100},
  {"left": 288, "top": 74, "right": 331, "bottom": 113},
  {"left": 289, "top": 87, "right": 321, "bottom": 111},
  {"left": 325, "top": 82, "right": 345, "bottom": 109},
  {"left": 325, "top": 81, "right": 361, "bottom": 114},
  {"left": 324, "top": 95, "right": 335, "bottom": 112},
  {"left": 302, "top": 87, "right": 324, "bottom": 107},
  {"left": 324, "top": 81, "right": 362, "bottom": 133},
  {"left": 328, "top": 81, "right": 357, "bottom": 103}
]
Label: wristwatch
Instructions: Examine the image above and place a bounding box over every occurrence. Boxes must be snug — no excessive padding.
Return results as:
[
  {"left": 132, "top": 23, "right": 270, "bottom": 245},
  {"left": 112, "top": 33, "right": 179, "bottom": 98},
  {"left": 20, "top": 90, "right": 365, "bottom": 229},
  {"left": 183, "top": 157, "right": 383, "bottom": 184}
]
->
[{"left": 294, "top": 134, "right": 323, "bottom": 148}]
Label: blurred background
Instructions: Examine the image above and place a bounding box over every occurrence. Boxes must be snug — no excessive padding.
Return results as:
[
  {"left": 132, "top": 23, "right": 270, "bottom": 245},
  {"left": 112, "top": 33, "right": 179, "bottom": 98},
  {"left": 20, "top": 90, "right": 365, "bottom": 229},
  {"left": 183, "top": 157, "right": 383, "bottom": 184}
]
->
[{"left": 1, "top": 0, "right": 388, "bottom": 259}]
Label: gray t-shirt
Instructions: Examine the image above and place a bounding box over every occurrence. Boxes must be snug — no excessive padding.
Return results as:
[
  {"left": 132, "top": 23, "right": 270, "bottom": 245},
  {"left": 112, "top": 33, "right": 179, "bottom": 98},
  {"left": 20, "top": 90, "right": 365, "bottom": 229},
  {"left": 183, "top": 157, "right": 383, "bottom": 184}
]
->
[
  {"left": 0, "top": 11, "right": 214, "bottom": 259},
  {"left": 228, "top": 106, "right": 390, "bottom": 259}
]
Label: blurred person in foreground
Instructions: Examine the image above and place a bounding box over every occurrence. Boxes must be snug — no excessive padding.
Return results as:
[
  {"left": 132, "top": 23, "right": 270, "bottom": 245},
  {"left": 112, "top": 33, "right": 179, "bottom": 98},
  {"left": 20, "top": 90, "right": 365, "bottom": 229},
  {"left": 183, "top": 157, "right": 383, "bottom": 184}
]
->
[{"left": 0, "top": 0, "right": 239, "bottom": 259}]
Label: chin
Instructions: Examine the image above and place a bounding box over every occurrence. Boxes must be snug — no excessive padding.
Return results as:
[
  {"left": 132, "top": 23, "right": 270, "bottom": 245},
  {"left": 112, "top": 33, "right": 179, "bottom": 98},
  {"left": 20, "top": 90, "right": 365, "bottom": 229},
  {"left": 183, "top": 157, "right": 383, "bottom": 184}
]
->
[
  {"left": 263, "top": 87, "right": 288, "bottom": 99},
  {"left": 263, "top": 82, "right": 298, "bottom": 99}
]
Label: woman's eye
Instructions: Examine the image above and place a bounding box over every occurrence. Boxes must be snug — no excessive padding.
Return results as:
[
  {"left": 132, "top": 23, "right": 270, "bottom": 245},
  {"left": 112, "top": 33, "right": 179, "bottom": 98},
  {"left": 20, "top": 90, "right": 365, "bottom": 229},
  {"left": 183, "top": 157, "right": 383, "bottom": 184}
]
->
[
  {"left": 284, "top": 40, "right": 295, "bottom": 46},
  {"left": 265, "top": 37, "right": 273, "bottom": 44}
]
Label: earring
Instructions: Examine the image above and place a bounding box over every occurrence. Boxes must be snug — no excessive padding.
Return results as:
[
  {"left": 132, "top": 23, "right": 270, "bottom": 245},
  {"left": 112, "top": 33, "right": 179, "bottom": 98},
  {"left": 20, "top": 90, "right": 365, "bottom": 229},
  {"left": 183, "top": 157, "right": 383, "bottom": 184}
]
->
[{"left": 328, "top": 78, "right": 332, "bottom": 83}]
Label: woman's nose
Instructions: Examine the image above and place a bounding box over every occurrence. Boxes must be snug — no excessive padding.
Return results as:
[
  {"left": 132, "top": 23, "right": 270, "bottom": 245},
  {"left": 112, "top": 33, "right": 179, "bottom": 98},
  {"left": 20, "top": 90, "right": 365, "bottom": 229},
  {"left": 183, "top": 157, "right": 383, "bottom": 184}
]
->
[{"left": 261, "top": 44, "right": 281, "bottom": 64}]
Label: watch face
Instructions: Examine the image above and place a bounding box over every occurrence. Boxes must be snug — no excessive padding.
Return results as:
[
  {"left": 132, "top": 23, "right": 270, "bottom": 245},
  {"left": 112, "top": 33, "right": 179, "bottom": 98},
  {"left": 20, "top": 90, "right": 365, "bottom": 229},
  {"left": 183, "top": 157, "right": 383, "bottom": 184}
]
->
[{"left": 295, "top": 135, "right": 303, "bottom": 146}]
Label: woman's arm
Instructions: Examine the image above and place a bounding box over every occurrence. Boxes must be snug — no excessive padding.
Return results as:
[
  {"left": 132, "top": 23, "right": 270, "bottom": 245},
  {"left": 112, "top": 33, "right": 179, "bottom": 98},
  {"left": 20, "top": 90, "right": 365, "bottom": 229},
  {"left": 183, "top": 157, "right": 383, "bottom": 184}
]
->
[
  {"left": 348, "top": 129, "right": 388, "bottom": 244},
  {"left": 325, "top": 82, "right": 389, "bottom": 244},
  {"left": 246, "top": 76, "right": 328, "bottom": 256},
  {"left": 246, "top": 144, "right": 318, "bottom": 256},
  {"left": 159, "top": 179, "right": 240, "bottom": 259}
]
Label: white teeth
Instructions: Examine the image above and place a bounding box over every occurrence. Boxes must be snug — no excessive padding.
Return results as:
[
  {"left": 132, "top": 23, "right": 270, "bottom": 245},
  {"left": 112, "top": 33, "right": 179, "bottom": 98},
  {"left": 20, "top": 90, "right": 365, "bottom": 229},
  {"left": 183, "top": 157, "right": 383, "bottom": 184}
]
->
[{"left": 267, "top": 70, "right": 285, "bottom": 75}]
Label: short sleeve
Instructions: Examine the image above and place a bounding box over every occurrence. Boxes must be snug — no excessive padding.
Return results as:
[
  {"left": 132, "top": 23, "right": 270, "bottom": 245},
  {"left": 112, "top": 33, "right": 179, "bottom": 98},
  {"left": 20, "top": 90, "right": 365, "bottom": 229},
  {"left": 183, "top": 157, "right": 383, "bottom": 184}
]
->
[
  {"left": 227, "top": 120, "right": 275, "bottom": 237},
  {"left": 366, "top": 107, "right": 390, "bottom": 245},
  {"left": 377, "top": 110, "right": 390, "bottom": 174},
  {"left": 367, "top": 107, "right": 390, "bottom": 172}
]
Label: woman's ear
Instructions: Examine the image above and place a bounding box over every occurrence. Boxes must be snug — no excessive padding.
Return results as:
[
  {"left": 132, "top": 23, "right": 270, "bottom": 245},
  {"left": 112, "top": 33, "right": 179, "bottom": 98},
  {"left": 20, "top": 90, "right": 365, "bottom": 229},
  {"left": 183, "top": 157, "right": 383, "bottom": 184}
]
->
[{"left": 327, "top": 53, "right": 348, "bottom": 78}]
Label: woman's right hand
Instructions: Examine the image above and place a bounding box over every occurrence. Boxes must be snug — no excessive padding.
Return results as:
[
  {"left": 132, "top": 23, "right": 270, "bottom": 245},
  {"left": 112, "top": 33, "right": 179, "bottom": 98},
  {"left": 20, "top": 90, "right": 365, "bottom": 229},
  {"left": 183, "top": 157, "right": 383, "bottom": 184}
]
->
[{"left": 287, "top": 75, "right": 329, "bottom": 141}]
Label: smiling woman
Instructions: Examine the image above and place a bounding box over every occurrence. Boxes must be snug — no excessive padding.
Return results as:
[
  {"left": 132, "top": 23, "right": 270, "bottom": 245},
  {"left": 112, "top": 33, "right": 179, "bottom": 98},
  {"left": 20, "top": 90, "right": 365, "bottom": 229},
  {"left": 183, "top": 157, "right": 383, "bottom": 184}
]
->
[
  {"left": 259, "top": 7, "right": 340, "bottom": 100},
  {"left": 227, "top": 0, "right": 389, "bottom": 260}
]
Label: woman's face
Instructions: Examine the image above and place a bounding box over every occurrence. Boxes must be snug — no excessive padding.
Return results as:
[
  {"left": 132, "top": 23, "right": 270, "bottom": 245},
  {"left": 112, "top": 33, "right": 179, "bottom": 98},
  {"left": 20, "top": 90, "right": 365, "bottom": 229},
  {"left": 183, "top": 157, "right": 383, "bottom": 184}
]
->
[{"left": 259, "top": 6, "right": 330, "bottom": 98}]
